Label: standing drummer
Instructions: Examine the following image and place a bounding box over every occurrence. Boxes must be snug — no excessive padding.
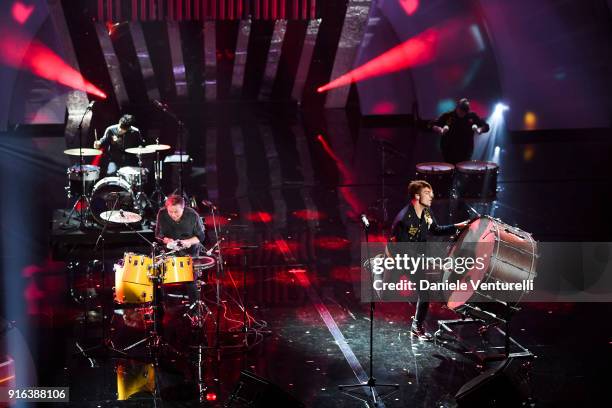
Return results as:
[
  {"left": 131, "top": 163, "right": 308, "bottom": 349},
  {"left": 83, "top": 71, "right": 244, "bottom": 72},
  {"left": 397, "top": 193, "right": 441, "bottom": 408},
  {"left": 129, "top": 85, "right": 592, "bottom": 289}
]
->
[
  {"left": 155, "top": 195, "right": 206, "bottom": 257},
  {"left": 432, "top": 98, "right": 490, "bottom": 164},
  {"left": 94, "top": 114, "right": 147, "bottom": 176},
  {"left": 389, "top": 180, "right": 468, "bottom": 340}
]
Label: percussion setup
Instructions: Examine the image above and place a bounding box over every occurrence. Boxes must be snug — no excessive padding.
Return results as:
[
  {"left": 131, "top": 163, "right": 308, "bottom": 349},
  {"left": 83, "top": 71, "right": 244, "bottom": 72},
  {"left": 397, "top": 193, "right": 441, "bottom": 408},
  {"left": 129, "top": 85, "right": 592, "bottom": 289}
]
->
[
  {"left": 415, "top": 160, "right": 499, "bottom": 199},
  {"left": 62, "top": 141, "right": 173, "bottom": 227}
]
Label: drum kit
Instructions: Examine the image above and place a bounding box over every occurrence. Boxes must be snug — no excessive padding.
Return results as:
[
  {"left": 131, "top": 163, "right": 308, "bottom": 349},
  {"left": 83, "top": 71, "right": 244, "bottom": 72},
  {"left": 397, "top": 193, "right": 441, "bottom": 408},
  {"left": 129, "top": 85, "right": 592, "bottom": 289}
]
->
[
  {"left": 415, "top": 160, "right": 499, "bottom": 199},
  {"left": 111, "top": 245, "right": 218, "bottom": 354},
  {"left": 62, "top": 141, "right": 172, "bottom": 227}
]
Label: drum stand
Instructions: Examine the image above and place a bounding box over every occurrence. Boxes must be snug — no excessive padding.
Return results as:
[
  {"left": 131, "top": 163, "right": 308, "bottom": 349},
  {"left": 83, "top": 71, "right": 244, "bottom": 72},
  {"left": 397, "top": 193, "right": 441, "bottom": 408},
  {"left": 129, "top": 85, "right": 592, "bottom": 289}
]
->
[
  {"left": 133, "top": 152, "right": 152, "bottom": 216},
  {"left": 337, "top": 221, "right": 399, "bottom": 406},
  {"left": 150, "top": 142, "right": 166, "bottom": 211},
  {"left": 117, "top": 230, "right": 182, "bottom": 359},
  {"left": 435, "top": 304, "right": 532, "bottom": 363},
  {"left": 63, "top": 106, "right": 95, "bottom": 229}
]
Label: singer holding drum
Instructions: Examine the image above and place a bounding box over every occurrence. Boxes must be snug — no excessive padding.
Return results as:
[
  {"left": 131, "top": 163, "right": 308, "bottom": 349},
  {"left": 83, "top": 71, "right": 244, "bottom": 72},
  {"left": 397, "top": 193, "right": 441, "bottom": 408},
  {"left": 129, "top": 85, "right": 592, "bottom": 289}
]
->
[
  {"left": 432, "top": 98, "right": 490, "bottom": 164},
  {"left": 389, "top": 180, "right": 468, "bottom": 340},
  {"left": 155, "top": 195, "right": 206, "bottom": 256}
]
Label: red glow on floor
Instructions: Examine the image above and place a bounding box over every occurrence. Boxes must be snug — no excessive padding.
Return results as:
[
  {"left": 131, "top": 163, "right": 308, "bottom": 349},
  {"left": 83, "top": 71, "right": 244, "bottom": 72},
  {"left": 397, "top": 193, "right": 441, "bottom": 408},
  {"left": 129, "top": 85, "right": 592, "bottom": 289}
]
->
[
  {"left": 399, "top": 0, "right": 419, "bottom": 15},
  {"left": 263, "top": 239, "right": 299, "bottom": 253},
  {"left": 318, "top": 28, "right": 439, "bottom": 93},
  {"left": 329, "top": 266, "right": 360, "bottom": 283},
  {"left": 0, "top": 29, "right": 107, "bottom": 98},
  {"left": 314, "top": 236, "right": 351, "bottom": 251},
  {"left": 12, "top": 2, "right": 34, "bottom": 24},
  {"left": 366, "top": 233, "right": 388, "bottom": 243},
  {"left": 246, "top": 211, "right": 273, "bottom": 223},
  {"left": 292, "top": 209, "right": 326, "bottom": 221}
]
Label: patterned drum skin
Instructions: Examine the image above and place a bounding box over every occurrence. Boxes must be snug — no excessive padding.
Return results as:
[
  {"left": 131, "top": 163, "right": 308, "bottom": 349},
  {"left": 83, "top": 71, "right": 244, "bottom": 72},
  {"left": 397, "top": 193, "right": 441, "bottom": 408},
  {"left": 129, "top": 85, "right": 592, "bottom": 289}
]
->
[
  {"left": 455, "top": 160, "right": 499, "bottom": 199},
  {"left": 415, "top": 162, "right": 455, "bottom": 198},
  {"left": 444, "top": 216, "right": 537, "bottom": 313}
]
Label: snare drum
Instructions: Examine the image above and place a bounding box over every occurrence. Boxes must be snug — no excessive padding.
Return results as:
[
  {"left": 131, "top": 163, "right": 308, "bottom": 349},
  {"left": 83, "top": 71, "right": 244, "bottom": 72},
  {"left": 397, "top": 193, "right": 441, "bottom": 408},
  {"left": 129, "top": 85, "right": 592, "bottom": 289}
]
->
[
  {"left": 118, "top": 166, "right": 148, "bottom": 188},
  {"left": 455, "top": 161, "right": 498, "bottom": 199},
  {"left": 114, "top": 253, "right": 153, "bottom": 304},
  {"left": 67, "top": 164, "right": 100, "bottom": 196},
  {"left": 162, "top": 256, "right": 194, "bottom": 284},
  {"left": 415, "top": 162, "right": 455, "bottom": 198}
]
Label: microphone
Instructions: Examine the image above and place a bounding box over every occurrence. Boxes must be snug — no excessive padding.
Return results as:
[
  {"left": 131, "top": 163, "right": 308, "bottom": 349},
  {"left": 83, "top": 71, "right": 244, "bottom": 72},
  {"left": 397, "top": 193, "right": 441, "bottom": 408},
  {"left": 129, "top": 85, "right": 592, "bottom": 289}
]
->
[
  {"left": 85, "top": 101, "right": 96, "bottom": 110},
  {"left": 119, "top": 209, "right": 124, "bottom": 217},
  {"left": 360, "top": 214, "right": 370, "bottom": 228}
]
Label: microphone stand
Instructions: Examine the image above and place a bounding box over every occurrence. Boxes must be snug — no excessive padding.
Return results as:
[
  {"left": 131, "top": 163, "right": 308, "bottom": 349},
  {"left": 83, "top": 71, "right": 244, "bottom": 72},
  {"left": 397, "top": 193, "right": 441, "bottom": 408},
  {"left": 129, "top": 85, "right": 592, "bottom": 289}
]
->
[
  {"left": 153, "top": 101, "right": 185, "bottom": 198},
  {"left": 338, "top": 218, "right": 399, "bottom": 406}
]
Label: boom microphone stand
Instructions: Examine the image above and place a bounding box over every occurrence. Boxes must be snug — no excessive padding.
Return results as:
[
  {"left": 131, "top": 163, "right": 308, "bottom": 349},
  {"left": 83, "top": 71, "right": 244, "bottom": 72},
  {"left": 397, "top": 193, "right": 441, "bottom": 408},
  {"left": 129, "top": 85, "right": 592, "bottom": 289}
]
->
[{"left": 338, "top": 214, "right": 399, "bottom": 407}]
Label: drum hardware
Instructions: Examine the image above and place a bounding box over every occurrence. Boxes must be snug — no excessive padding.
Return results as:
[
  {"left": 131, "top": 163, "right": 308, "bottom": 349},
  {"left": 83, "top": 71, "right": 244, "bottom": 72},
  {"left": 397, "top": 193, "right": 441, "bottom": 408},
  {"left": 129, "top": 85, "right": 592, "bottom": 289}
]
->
[
  {"left": 61, "top": 103, "right": 101, "bottom": 229},
  {"left": 125, "top": 148, "right": 155, "bottom": 216},
  {"left": 115, "top": 224, "right": 183, "bottom": 358},
  {"left": 434, "top": 216, "right": 537, "bottom": 361},
  {"left": 146, "top": 139, "right": 171, "bottom": 211}
]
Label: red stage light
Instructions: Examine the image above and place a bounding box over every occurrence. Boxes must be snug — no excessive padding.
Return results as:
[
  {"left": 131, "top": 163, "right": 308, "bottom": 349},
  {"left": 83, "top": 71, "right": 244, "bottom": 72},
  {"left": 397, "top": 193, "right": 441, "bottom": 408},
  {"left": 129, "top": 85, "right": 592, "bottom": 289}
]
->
[
  {"left": 205, "top": 392, "right": 217, "bottom": 401},
  {"left": 12, "top": 2, "right": 34, "bottom": 24},
  {"left": 318, "top": 28, "right": 439, "bottom": 93},
  {"left": 399, "top": 0, "right": 419, "bottom": 16},
  {"left": 0, "top": 29, "right": 107, "bottom": 99}
]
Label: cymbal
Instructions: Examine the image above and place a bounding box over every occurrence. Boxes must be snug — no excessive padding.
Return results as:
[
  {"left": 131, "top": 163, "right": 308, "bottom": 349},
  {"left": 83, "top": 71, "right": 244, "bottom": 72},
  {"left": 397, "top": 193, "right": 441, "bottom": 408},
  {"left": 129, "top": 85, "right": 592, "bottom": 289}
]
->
[
  {"left": 145, "top": 143, "right": 172, "bottom": 151},
  {"left": 100, "top": 210, "right": 142, "bottom": 223},
  {"left": 64, "top": 148, "right": 102, "bottom": 156},
  {"left": 125, "top": 146, "right": 155, "bottom": 155}
]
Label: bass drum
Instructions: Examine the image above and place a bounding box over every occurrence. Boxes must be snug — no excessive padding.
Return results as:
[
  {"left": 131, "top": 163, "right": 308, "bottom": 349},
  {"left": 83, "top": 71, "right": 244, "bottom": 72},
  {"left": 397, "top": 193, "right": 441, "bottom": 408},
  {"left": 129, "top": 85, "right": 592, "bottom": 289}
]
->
[
  {"left": 444, "top": 216, "right": 537, "bottom": 315},
  {"left": 90, "top": 177, "right": 136, "bottom": 225},
  {"left": 415, "top": 162, "right": 455, "bottom": 198}
]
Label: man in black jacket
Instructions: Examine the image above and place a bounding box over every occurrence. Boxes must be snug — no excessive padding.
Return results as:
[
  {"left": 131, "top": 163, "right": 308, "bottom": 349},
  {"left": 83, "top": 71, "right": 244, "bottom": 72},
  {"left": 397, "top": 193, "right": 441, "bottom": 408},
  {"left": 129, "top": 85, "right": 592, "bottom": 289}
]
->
[
  {"left": 94, "top": 114, "right": 147, "bottom": 176},
  {"left": 432, "top": 98, "right": 490, "bottom": 164},
  {"left": 390, "top": 180, "right": 467, "bottom": 340}
]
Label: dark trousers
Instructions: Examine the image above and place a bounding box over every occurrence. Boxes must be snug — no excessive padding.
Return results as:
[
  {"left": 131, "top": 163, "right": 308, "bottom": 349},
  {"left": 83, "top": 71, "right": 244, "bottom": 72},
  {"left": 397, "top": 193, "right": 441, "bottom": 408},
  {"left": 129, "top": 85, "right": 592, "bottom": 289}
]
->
[{"left": 412, "top": 270, "right": 430, "bottom": 329}]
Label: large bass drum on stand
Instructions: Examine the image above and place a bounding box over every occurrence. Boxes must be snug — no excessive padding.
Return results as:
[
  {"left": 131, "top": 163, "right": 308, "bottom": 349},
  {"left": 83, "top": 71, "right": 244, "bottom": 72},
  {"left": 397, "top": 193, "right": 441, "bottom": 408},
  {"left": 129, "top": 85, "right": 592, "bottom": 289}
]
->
[
  {"left": 90, "top": 177, "right": 136, "bottom": 225},
  {"left": 443, "top": 216, "right": 537, "bottom": 320}
]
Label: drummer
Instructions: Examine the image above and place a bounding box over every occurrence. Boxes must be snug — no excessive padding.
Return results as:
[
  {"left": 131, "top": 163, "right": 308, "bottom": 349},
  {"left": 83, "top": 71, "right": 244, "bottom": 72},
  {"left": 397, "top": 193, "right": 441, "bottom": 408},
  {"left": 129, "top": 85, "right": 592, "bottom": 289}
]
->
[
  {"left": 155, "top": 194, "right": 206, "bottom": 257},
  {"left": 94, "top": 114, "right": 147, "bottom": 176}
]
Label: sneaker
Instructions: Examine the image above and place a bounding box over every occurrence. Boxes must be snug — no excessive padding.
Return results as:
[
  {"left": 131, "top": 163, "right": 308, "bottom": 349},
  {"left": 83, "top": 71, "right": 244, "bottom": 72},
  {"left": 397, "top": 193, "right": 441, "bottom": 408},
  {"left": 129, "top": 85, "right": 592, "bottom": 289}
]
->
[{"left": 410, "top": 326, "right": 433, "bottom": 341}]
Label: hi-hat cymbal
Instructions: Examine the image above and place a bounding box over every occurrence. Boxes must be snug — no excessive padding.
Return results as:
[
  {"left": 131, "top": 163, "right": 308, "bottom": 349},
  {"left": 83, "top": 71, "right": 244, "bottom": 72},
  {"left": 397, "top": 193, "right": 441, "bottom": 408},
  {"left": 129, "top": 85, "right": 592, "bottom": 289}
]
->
[
  {"left": 100, "top": 210, "right": 142, "bottom": 223},
  {"left": 145, "top": 143, "right": 172, "bottom": 151},
  {"left": 64, "top": 148, "right": 102, "bottom": 156},
  {"left": 125, "top": 146, "right": 155, "bottom": 155}
]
